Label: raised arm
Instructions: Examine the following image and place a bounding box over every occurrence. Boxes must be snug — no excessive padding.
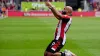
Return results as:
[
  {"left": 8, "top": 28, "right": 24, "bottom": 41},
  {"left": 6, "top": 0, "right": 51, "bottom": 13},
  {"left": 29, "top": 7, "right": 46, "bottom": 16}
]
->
[{"left": 45, "top": 2, "right": 62, "bottom": 20}]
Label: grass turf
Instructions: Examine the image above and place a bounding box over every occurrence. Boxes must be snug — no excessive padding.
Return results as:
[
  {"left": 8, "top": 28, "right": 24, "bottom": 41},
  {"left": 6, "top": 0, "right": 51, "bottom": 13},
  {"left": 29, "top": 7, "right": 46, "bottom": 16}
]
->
[{"left": 0, "top": 17, "right": 100, "bottom": 56}]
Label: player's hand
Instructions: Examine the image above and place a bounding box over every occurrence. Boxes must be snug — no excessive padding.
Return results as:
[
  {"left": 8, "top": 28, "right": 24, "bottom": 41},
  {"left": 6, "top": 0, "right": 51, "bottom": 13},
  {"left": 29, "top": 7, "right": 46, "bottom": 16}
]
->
[{"left": 45, "top": 2, "right": 52, "bottom": 7}]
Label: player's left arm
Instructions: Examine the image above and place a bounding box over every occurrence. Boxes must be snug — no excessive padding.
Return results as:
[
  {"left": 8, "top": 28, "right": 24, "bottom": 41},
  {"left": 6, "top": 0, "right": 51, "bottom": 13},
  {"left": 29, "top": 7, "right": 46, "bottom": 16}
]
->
[{"left": 45, "top": 2, "right": 63, "bottom": 20}]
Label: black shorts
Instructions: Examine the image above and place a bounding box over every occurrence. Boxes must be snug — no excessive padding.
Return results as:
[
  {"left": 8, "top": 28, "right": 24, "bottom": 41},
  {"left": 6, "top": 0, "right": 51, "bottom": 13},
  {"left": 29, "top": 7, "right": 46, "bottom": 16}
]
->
[{"left": 46, "top": 38, "right": 65, "bottom": 53}]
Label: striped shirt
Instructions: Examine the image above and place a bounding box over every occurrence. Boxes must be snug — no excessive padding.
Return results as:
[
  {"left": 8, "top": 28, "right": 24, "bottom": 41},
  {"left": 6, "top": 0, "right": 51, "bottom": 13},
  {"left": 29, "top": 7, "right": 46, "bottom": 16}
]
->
[{"left": 54, "top": 15, "right": 72, "bottom": 45}]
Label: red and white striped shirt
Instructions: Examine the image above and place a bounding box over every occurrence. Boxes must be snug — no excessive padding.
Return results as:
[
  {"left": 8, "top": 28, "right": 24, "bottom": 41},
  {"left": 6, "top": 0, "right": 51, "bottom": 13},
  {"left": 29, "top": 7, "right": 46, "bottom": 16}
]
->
[{"left": 54, "top": 15, "right": 72, "bottom": 45}]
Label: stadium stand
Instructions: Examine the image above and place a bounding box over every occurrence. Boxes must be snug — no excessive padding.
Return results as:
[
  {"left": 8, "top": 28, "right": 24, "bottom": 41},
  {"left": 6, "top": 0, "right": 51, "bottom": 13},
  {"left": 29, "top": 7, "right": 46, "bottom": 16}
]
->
[{"left": 0, "top": 0, "right": 100, "bottom": 17}]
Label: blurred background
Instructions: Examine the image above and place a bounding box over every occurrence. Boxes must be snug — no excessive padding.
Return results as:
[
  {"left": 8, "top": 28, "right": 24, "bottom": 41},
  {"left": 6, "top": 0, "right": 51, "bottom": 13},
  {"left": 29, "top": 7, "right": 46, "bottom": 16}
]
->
[{"left": 0, "top": 0, "right": 100, "bottom": 11}]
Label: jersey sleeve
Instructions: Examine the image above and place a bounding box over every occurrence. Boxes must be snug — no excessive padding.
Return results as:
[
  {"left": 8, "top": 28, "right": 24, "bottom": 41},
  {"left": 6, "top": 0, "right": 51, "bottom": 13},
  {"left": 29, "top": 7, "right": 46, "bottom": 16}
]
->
[{"left": 62, "top": 15, "right": 70, "bottom": 19}]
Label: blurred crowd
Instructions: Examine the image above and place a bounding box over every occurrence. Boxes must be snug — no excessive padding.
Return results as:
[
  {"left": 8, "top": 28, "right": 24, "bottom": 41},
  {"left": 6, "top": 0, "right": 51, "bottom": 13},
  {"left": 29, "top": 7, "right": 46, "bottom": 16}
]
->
[
  {"left": 0, "top": 0, "right": 21, "bottom": 11},
  {"left": 0, "top": 0, "right": 100, "bottom": 12},
  {"left": 87, "top": 0, "right": 100, "bottom": 11},
  {"left": 22, "top": 0, "right": 64, "bottom": 2}
]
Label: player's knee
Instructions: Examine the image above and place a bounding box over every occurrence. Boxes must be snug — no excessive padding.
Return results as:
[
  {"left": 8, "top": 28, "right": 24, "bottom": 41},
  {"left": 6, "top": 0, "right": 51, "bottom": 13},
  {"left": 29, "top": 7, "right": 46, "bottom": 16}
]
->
[
  {"left": 44, "top": 51, "right": 54, "bottom": 56},
  {"left": 44, "top": 52, "right": 47, "bottom": 56}
]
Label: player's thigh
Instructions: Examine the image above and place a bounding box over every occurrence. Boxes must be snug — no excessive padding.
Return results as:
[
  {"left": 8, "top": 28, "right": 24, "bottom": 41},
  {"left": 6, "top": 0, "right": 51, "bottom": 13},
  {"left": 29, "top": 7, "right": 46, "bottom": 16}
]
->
[{"left": 45, "top": 38, "right": 64, "bottom": 53}]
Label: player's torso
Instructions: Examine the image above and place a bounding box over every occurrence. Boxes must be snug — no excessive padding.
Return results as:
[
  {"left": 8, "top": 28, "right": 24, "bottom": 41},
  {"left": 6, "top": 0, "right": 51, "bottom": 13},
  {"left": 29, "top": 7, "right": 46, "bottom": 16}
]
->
[{"left": 54, "top": 18, "right": 72, "bottom": 40}]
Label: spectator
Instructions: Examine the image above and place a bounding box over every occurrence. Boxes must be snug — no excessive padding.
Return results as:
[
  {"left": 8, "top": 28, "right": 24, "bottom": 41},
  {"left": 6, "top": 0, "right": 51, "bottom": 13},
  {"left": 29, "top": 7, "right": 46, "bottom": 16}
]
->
[
  {"left": 92, "top": 1, "right": 97, "bottom": 11},
  {"left": 97, "top": 2, "right": 100, "bottom": 11},
  {"left": 17, "top": 4, "right": 21, "bottom": 11},
  {"left": 0, "top": 5, "right": 2, "bottom": 17},
  {"left": 7, "top": 3, "right": 15, "bottom": 10},
  {"left": 1, "top": 6, "right": 7, "bottom": 17}
]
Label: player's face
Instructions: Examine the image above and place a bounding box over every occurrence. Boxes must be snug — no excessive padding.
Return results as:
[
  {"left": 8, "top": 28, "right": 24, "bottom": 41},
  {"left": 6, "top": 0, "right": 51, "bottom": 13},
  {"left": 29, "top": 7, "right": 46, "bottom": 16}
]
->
[
  {"left": 62, "top": 6, "right": 71, "bottom": 15},
  {"left": 62, "top": 6, "right": 73, "bottom": 16}
]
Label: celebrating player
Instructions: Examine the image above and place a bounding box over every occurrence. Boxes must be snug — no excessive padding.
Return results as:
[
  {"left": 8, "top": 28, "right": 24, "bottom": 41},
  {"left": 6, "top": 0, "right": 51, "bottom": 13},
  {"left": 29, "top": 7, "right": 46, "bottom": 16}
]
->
[{"left": 44, "top": 2, "right": 76, "bottom": 56}]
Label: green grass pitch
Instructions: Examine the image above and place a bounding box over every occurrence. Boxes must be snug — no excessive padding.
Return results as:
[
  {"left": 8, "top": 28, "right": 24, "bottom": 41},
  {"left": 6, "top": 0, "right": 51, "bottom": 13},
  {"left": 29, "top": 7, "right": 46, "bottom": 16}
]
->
[{"left": 0, "top": 17, "right": 100, "bottom": 56}]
